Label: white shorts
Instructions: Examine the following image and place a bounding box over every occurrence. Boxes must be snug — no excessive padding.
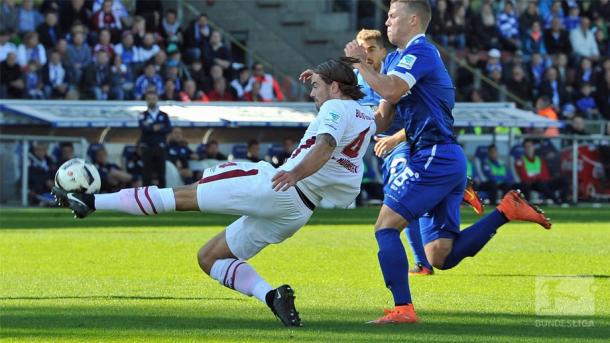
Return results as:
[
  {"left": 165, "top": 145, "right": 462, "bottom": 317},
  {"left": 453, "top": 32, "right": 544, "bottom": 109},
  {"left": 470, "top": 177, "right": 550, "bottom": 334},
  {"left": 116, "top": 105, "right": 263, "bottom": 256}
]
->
[{"left": 197, "top": 161, "right": 314, "bottom": 259}]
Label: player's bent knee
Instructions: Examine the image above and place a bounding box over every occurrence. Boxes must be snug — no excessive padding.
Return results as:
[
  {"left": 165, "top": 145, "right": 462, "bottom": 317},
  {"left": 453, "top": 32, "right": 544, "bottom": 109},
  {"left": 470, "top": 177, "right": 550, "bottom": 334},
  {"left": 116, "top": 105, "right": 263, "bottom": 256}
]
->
[
  {"left": 197, "top": 245, "right": 216, "bottom": 275},
  {"left": 425, "top": 239, "right": 453, "bottom": 270},
  {"left": 374, "top": 205, "right": 408, "bottom": 231}
]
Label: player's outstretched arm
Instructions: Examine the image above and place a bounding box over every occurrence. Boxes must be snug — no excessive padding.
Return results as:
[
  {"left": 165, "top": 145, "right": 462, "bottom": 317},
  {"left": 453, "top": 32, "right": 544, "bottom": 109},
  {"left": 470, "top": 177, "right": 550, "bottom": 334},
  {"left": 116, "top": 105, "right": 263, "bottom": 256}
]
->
[
  {"left": 344, "top": 40, "right": 409, "bottom": 104},
  {"left": 374, "top": 99, "right": 396, "bottom": 134},
  {"left": 271, "top": 133, "right": 336, "bottom": 192}
]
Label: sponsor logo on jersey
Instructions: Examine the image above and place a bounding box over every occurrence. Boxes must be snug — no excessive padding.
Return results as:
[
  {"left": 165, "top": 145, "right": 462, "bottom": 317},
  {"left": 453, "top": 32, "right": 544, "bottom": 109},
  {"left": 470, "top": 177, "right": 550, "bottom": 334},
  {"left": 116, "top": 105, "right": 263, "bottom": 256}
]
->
[
  {"left": 398, "top": 54, "right": 417, "bottom": 70},
  {"left": 355, "top": 109, "right": 374, "bottom": 121}
]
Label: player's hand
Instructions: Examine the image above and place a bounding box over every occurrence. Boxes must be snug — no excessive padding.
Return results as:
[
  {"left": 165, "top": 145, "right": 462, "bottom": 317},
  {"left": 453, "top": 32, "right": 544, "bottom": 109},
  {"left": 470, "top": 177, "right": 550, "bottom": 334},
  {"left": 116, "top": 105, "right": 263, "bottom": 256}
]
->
[
  {"left": 271, "top": 170, "right": 297, "bottom": 192},
  {"left": 344, "top": 40, "right": 366, "bottom": 63},
  {"left": 299, "top": 69, "right": 314, "bottom": 83},
  {"left": 373, "top": 135, "right": 399, "bottom": 158}
]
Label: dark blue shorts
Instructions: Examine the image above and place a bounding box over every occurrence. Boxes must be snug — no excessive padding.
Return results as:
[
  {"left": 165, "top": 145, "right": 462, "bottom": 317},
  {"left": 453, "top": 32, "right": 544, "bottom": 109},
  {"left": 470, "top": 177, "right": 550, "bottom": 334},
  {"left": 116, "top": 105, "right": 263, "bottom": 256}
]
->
[{"left": 383, "top": 143, "right": 467, "bottom": 245}]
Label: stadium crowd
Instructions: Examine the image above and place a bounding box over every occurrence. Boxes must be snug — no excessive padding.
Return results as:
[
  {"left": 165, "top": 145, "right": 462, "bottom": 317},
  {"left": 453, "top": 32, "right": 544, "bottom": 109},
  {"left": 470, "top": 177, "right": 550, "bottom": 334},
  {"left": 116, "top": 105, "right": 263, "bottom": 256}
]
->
[{"left": 0, "top": 0, "right": 284, "bottom": 102}]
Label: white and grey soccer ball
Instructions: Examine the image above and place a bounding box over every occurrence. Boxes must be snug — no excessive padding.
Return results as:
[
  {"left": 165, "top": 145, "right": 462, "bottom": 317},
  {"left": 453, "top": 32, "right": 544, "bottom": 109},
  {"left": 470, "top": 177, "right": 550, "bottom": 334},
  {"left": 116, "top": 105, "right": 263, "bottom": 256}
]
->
[{"left": 54, "top": 158, "right": 101, "bottom": 194}]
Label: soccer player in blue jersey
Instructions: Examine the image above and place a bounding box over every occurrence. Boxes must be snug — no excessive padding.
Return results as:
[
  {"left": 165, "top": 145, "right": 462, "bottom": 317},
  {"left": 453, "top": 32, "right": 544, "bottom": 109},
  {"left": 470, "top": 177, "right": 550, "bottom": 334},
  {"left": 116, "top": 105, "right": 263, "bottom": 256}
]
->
[
  {"left": 343, "top": 0, "right": 551, "bottom": 324},
  {"left": 354, "top": 28, "right": 483, "bottom": 276}
]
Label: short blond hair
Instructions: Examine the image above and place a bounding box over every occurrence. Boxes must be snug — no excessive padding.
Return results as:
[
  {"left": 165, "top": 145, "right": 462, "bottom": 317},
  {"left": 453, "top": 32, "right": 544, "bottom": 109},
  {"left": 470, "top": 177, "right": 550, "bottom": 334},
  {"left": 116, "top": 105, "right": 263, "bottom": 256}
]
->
[{"left": 356, "top": 29, "right": 384, "bottom": 47}]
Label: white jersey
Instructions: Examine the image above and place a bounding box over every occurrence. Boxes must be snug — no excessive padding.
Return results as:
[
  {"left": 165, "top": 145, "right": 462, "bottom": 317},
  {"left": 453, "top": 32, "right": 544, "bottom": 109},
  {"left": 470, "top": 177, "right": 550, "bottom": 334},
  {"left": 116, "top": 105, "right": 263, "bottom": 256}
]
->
[{"left": 280, "top": 99, "right": 376, "bottom": 207}]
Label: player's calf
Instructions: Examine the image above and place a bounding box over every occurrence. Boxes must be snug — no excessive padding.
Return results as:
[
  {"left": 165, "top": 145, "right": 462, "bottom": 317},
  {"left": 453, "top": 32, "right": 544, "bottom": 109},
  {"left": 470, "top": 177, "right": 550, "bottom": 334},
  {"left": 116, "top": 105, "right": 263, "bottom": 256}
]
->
[{"left": 424, "top": 239, "right": 453, "bottom": 270}]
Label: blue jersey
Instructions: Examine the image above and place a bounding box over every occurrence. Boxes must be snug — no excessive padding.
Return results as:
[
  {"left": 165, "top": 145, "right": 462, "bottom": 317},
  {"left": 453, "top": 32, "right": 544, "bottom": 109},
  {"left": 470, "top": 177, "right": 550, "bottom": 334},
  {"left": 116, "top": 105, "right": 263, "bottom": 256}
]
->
[
  {"left": 355, "top": 66, "right": 403, "bottom": 137},
  {"left": 382, "top": 34, "right": 457, "bottom": 153}
]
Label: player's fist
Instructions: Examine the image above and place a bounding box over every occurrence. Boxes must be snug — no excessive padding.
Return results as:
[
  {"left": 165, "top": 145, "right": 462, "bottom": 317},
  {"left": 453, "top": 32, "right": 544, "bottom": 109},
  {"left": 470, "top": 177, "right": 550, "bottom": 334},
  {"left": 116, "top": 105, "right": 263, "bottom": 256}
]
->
[
  {"left": 344, "top": 40, "right": 365, "bottom": 63},
  {"left": 373, "top": 135, "right": 398, "bottom": 158},
  {"left": 299, "top": 69, "right": 314, "bottom": 83},
  {"left": 271, "top": 170, "right": 297, "bottom": 192}
]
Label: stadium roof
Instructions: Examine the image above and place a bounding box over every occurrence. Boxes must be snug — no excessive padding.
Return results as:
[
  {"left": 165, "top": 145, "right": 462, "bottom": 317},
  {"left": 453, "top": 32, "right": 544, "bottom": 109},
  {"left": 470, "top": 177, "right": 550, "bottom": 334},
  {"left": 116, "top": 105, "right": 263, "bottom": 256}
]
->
[{"left": 0, "top": 100, "right": 562, "bottom": 128}]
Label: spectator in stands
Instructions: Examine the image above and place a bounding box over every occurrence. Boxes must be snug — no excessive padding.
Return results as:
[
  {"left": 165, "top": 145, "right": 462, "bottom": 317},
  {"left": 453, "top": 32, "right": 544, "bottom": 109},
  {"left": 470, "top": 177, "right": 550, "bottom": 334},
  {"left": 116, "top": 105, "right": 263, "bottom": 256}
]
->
[
  {"left": 201, "top": 140, "right": 226, "bottom": 160},
  {"left": 184, "top": 14, "right": 211, "bottom": 63},
  {"left": 528, "top": 52, "right": 547, "bottom": 89},
  {"left": 575, "top": 83, "right": 600, "bottom": 119},
  {"left": 110, "top": 54, "right": 133, "bottom": 100},
  {"left": 252, "top": 62, "right": 284, "bottom": 102},
  {"left": 0, "top": 30, "right": 17, "bottom": 63},
  {"left": 131, "top": 16, "right": 147, "bottom": 46},
  {"left": 0, "top": 0, "right": 19, "bottom": 34},
  {"left": 506, "top": 65, "right": 533, "bottom": 107},
  {"left": 563, "top": 6, "right": 581, "bottom": 31},
  {"left": 514, "top": 140, "right": 568, "bottom": 205},
  {"left": 91, "top": 0, "right": 122, "bottom": 36},
  {"left": 66, "top": 32, "right": 91, "bottom": 85},
  {"left": 139, "top": 32, "right": 160, "bottom": 63},
  {"left": 570, "top": 17, "right": 600, "bottom": 61},
  {"left": 161, "top": 79, "right": 179, "bottom": 101},
  {"left": 479, "top": 144, "right": 517, "bottom": 204},
  {"left": 564, "top": 115, "right": 588, "bottom": 135},
  {"left": 134, "top": 63, "right": 163, "bottom": 100},
  {"left": 114, "top": 31, "right": 141, "bottom": 66},
  {"left": 543, "top": 1, "right": 564, "bottom": 29},
  {"left": 481, "top": 67, "right": 503, "bottom": 102},
  {"left": 160, "top": 8, "right": 182, "bottom": 45},
  {"left": 466, "top": 2, "right": 499, "bottom": 50},
  {"left": 58, "top": 142, "right": 75, "bottom": 164},
  {"left": 59, "top": 0, "right": 91, "bottom": 34},
  {"left": 596, "top": 68, "right": 610, "bottom": 120},
  {"left": 164, "top": 61, "right": 182, "bottom": 92},
  {"left": 94, "top": 29, "right": 116, "bottom": 59},
  {"left": 522, "top": 21, "right": 546, "bottom": 57},
  {"left": 0, "top": 52, "right": 23, "bottom": 98},
  {"left": 230, "top": 67, "right": 253, "bottom": 100},
  {"left": 544, "top": 16, "right": 571, "bottom": 55},
  {"left": 17, "top": 32, "right": 47, "bottom": 67},
  {"left": 496, "top": 1, "right": 520, "bottom": 51},
  {"left": 152, "top": 50, "right": 167, "bottom": 74},
  {"left": 246, "top": 139, "right": 261, "bottom": 162},
  {"left": 139, "top": 90, "right": 171, "bottom": 187},
  {"left": 24, "top": 60, "right": 44, "bottom": 99},
  {"left": 207, "top": 77, "right": 235, "bottom": 101},
  {"left": 429, "top": 0, "right": 455, "bottom": 48},
  {"left": 539, "top": 67, "right": 565, "bottom": 110},
  {"left": 28, "top": 143, "right": 56, "bottom": 205},
  {"left": 42, "top": 49, "right": 72, "bottom": 99},
  {"left": 135, "top": 0, "right": 162, "bottom": 32},
  {"left": 93, "top": 146, "right": 132, "bottom": 192},
  {"left": 179, "top": 79, "right": 207, "bottom": 102},
  {"left": 485, "top": 48, "right": 502, "bottom": 75},
  {"left": 190, "top": 60, "right": 211, "bottom": 92},
  {"left": 205, "top": 30, "right": 232, "bottom": 75},
  {"left": 92, "top": 0, "right": 128, "bottom": 25},
  {"left": 39, "top": 0, "right": 61, "bottom": 15},
  {"left": 243, "top": 80, "right": 266, "bottom": 102},
  {"left": 455, "top": 48, "right": 482, "bottom": 100},
  {"left": 18, "top": 0, "right": 43, "bottom": 35},
  {"left": 167, "top": 51, "right": 191, "bottom": 81},
  {"left": 574, "top": 57, "right": 596, "bottom": 89},
  {"left": 81, "top": 50, "right": 112, "bottom": 100},
  {"left": 535, "top": 96, "right": 560, "bottom": 136},
  {"left": 519, "top": 1, "right": 541, "bottom": 34},
  {"left": 36, "top": 10, "right": 62, "bottom": 50},
  {"left": 167, "top": 128, "right": 197, "bottom": 183}
]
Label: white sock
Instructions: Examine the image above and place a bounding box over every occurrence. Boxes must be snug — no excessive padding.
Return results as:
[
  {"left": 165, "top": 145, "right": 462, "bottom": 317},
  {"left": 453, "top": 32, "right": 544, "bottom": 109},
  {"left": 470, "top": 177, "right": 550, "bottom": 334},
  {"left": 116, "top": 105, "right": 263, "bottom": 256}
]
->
[
  {"left": 209, "top": 258, "right": 273, "bottom": 304},
  {"left": 94, "top": 186, "right": 175, "bottom": 215}
]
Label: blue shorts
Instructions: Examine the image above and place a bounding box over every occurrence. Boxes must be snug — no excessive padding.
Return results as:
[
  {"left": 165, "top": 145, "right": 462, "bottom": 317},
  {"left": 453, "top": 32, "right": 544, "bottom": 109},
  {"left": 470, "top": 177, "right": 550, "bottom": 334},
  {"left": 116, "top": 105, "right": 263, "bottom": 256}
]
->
[
  {"left": 381, "top": 141, "right": 410, "bottom": 193},
  {"left": 384, "top": 143, "right": 467, "bottom": 245}
]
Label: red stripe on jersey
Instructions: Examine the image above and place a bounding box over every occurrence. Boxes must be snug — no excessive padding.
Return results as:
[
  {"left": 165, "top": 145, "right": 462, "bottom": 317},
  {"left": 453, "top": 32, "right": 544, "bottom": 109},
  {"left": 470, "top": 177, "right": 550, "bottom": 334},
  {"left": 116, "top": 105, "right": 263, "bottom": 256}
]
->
[
  {"left": 199, "top": 169, "right": 259, "bottom": 184},
  {"left": 134, "top": 187, "right": 148, "bottom": 215},
  {"left": 230, "top": 262, "right": 246, "bottom": 289},
  {"left": 291, "top": 136, "right": 316, "bottom": 158},
  {"left": 144, "top": 187, "right": 158, "bottom": 214}
]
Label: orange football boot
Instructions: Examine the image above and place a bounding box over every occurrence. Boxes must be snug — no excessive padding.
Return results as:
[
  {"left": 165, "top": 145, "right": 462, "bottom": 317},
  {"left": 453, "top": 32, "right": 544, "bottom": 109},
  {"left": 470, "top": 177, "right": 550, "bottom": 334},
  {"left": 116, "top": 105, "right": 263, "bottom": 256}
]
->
[
  {"left": 367, "top": 304, "right": 419, "bottom": 325},
  {"left": 463, "top": 177, "right": 484, "bottom": 215},
  {"left": 496, "top": 190, "right": 552, "bottom": 230},
  {"left": 408, "top": 263, "right": 434, "bottom": 276}
]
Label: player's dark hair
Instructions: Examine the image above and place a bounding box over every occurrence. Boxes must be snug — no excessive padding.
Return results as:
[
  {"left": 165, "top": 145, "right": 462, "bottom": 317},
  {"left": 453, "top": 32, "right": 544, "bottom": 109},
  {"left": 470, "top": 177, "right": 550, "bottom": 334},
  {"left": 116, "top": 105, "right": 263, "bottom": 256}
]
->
[
  {"left": 248, "top": 139, "right": 259, "bottom": 148},
  {"left": 391, "top": 0, "right": 432, "bottom": 30},
  {"left": 312, "top": 57, "right": 365, "bottom": 100}
]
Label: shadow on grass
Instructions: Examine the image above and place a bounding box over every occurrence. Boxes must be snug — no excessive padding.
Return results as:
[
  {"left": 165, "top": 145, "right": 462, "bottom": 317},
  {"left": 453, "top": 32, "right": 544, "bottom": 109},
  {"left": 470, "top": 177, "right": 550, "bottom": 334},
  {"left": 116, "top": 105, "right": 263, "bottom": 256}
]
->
[
  {"left": 2, "top": 207, "right": 610, "bottom": 230},
  {"left": 0, "top": 304, "right": 607, "bottom": 341},
  {"left": 0, "top": 296, "right": 247, "bottom": 301}
]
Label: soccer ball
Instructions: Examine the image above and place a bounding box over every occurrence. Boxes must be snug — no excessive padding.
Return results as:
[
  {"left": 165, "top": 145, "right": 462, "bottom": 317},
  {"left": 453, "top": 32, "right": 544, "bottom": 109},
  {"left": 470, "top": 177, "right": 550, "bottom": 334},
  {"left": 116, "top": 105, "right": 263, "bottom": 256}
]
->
[{"left": 54, "top": 158, "right": 101, "bottom": 194}]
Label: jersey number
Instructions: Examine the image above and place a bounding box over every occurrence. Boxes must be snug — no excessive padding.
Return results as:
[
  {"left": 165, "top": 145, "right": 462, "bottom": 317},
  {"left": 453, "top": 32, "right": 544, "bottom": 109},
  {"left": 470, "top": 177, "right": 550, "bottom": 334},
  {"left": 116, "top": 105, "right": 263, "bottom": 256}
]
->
[{"left": 342, "top": 127, "right": 370, "bottom": 158}]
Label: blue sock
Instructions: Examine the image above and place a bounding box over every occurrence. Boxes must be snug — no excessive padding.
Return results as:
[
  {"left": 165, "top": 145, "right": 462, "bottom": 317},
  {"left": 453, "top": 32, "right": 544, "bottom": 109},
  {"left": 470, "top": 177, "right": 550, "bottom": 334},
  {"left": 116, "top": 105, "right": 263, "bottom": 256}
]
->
[
  {"left": 442, "top": 210, "right": 508, "bottom": 269},
  {"left": 405, "top": 220, "right": 432, "bottom": 269},
  {"left": 376, "top": 228, "right": 412, "bottom": 305}
]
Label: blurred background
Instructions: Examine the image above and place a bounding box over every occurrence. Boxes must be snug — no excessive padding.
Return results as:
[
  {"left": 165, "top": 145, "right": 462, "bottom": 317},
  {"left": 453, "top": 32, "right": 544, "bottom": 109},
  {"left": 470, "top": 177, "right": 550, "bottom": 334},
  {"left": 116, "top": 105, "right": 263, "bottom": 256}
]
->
[{"left": 0, "top": 0, "right": 609, "bottom": 207}]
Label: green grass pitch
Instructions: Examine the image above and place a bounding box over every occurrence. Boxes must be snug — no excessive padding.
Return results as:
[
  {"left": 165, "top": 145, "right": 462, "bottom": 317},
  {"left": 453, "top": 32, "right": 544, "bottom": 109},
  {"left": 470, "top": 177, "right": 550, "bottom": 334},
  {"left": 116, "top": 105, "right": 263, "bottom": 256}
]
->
[{"left": 1, "top": 207, "right": 609, "bottom": 342}]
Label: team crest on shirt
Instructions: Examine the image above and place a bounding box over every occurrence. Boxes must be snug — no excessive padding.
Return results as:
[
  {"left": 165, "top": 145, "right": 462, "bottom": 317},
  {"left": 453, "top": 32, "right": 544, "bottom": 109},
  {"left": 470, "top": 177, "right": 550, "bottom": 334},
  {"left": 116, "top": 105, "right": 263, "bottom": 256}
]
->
[
  {"left": 398, "top": 54, "right": 417, "bottom": 70},
  {"left": 324, "top": 112, "right": 341, "bottom": 129}
]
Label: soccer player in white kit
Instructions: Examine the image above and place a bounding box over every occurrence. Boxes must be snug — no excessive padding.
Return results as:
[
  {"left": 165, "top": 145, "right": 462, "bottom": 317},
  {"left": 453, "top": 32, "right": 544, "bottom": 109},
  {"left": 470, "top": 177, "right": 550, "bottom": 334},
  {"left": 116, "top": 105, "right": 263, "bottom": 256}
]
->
[{"left": 53, "top": 57, "right": 376, "bottom": 327}]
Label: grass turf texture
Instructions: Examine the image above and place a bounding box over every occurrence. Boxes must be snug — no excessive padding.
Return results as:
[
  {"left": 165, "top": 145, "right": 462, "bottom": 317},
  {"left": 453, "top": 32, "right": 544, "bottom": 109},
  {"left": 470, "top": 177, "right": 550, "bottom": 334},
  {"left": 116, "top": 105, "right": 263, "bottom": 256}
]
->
[{"left": 0, "top": 207, "right": 609, "bottom": 342}]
